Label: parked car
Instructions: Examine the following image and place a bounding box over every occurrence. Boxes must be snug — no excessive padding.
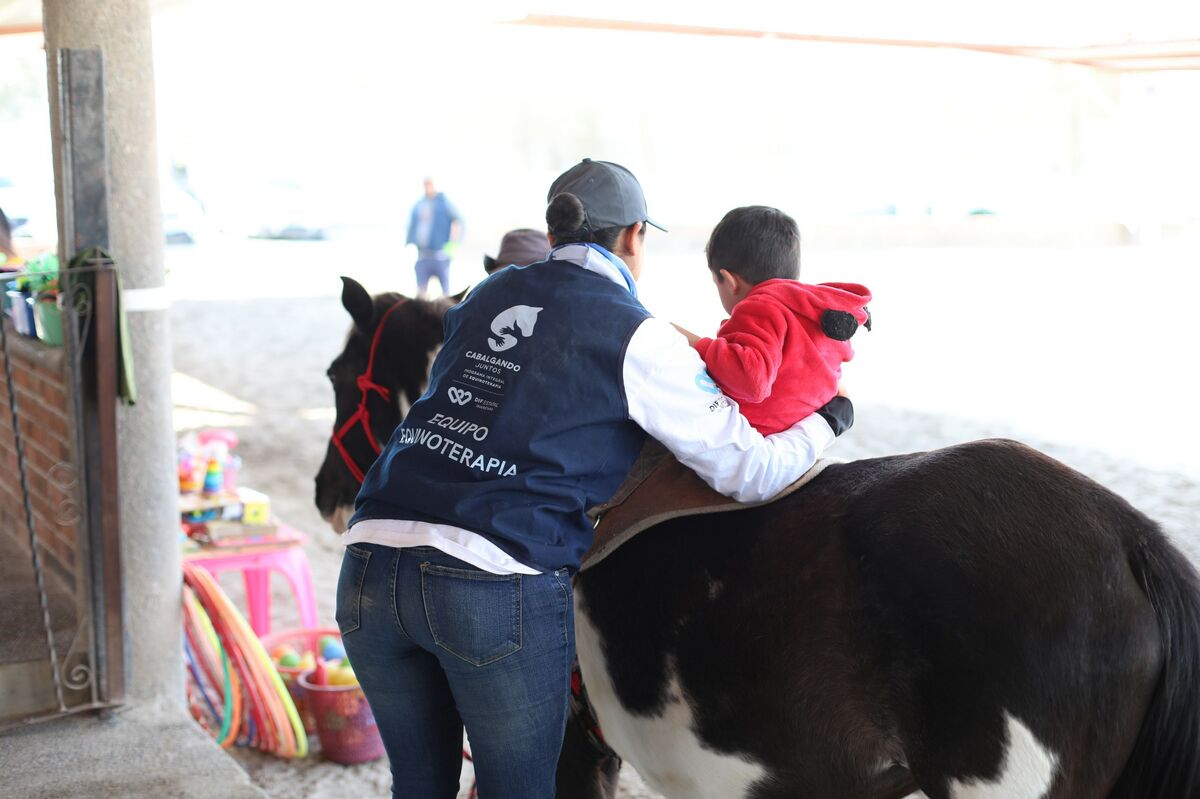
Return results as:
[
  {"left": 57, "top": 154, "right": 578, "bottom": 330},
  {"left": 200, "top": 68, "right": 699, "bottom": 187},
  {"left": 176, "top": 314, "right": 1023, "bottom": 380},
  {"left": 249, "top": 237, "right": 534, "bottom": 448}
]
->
[
  {"left": 0, "top": 177, "right": 29, "bottom": 234},
  {"left": 161, "top": 179, "right": 207, "bottom": 245},
  {"left": 0, "top": 174, "right": 56, "bottom": 242},
  {"left": 245, "top": 179, "right": 328, "bottom": 241}
]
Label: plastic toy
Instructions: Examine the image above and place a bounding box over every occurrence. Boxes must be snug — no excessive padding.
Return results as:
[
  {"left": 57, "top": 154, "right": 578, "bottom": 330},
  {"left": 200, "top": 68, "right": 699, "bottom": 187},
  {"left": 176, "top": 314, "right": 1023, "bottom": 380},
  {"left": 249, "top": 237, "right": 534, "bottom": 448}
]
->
[
  {"left": 319, "top": 636, "right": 345, "bottom": 662},
  {"left": 238, "top": 487, "right": 271, "bottom": 525},
  {"left": 270, "top": 643, "right": 316, "bottom": 673},
  {"left": 202, "top": 456, "right": 224, "bottom": 495},
  {"left": 182, "top": 563, "right": 307, "bottom": 759},
  {"left": 327, "top": 663, "right": 358, "bottom": 686},
  {"left": 179, "top": 428, "right": 242, "bottom": 496}
]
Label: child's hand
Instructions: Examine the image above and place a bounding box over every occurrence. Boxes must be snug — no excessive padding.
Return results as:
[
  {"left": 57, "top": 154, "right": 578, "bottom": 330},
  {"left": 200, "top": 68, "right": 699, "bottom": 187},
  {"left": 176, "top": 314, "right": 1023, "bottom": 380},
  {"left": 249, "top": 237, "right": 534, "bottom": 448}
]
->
[{"left": 671, "top": 322, "right": 702, "bottom": 346}]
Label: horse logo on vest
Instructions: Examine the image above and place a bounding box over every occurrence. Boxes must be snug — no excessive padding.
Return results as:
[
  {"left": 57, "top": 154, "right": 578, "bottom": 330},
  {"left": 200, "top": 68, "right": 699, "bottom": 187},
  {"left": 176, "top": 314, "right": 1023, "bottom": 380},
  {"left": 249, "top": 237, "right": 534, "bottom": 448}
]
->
[{"left": 488, "top": 305, "right": 543, "bottom": 352}]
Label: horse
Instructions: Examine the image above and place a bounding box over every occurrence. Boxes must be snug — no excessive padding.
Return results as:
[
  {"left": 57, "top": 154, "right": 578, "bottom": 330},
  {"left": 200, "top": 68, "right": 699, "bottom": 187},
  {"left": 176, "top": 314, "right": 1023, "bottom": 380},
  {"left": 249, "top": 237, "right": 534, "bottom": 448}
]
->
[
  {"left": 313, "top": 283, "right": 461, "bottom": 532},
  {"left": 315, "top": 276, "right": 1200, "bottom": 799}
]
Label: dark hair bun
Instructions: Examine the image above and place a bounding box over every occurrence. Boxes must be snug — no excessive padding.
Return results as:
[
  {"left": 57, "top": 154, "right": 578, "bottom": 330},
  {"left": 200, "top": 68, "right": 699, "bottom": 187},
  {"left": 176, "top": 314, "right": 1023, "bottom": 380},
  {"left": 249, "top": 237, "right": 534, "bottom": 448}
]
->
[{"left": 546, "top": 192, "right": 587, "bottom": 235}]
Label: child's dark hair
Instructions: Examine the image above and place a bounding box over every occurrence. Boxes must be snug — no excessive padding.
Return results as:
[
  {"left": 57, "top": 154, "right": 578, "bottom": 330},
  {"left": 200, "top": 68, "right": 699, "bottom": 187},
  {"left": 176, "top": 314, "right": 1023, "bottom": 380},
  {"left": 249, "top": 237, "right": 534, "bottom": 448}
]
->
[
  {"left": 705, "top": 206, "right": 800, "bottom": 284},
  {"left": 546, "top": 192, "right": 642, "bottom": 252}
]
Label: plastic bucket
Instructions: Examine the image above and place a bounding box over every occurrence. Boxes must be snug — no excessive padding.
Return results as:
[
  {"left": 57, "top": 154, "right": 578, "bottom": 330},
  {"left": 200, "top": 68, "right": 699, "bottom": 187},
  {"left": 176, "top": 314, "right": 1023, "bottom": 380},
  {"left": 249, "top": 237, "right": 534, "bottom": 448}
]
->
[
  {"left": 299, "top": 669, "right": 385, "bottom": 765},
  {"left": 260, "top": 627, "right": 341, "bottom": 734},
  {"left": 6, "top": 289, "right": 34, "bottom": 335},
  {"left": 34, "top": 295, "right": 62, "bottom": 347}
]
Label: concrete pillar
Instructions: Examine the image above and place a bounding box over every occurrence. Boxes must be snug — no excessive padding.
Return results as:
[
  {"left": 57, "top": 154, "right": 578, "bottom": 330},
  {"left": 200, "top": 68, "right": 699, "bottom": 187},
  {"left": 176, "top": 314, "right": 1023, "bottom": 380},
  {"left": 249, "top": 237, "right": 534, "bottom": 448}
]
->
[{"left": 42, "top": 0, "right": 181, "bottom": 704}]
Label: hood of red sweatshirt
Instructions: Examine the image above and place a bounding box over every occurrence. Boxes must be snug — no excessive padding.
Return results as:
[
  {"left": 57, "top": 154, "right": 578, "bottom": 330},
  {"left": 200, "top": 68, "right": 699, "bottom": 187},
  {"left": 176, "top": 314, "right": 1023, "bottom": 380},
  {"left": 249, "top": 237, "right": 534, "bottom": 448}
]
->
[{"left": 750, "top": 279, "right": 872, "bottom": 323}]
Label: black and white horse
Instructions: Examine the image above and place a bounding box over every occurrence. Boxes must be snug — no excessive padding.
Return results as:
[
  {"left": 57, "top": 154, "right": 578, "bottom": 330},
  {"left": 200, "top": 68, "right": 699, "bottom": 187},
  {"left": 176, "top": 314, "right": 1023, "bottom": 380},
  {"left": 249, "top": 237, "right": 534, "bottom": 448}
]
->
[{"left": 315, "top": 277, "right": 1200, "bottom": 799}]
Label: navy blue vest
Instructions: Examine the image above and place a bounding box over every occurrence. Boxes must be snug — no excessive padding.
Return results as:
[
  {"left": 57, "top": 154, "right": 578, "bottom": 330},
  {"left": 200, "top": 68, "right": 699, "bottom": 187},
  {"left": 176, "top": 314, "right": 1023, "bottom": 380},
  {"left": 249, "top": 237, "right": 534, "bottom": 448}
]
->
[{"left": 351, "top": 257, "right": 651, "bottom": 572}]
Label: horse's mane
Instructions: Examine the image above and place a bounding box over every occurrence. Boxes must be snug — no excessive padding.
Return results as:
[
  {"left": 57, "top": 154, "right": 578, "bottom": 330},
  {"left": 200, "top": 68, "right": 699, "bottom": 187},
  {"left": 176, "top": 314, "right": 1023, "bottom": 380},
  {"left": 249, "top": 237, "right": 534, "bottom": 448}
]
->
[
  {"left": 371, "top": 291, "right": 455, "bottom": 319},
  {"left": 362, "top": 292, "right": 455, "bottom": 348},
  {"left": 372, "top": 291, "right": 405, "bottom": 315}
]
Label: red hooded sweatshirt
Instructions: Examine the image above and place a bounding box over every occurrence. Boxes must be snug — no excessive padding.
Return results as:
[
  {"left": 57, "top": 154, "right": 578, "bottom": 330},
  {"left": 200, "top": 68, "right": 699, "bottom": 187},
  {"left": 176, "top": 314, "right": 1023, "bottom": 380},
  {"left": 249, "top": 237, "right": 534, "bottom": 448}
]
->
[{"left": 694, "top": 279, "right": 871, "bottom": 435}]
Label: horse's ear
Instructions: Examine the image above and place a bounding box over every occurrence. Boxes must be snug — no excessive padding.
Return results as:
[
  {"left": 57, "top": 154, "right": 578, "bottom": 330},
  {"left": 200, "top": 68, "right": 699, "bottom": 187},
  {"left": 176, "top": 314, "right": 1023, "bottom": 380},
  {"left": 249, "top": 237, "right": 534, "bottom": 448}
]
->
[
  {"left": 449, "top": 286, "right": 470, "bottom": 305},
  {"left": 340, "top": 276, "right": 374, "bottom": 331}
]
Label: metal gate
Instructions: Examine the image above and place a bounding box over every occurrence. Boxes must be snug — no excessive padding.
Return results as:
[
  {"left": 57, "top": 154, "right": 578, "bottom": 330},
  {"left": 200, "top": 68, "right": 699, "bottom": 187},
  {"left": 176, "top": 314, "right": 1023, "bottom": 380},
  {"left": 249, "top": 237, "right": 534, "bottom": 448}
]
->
[{"left": 1, "top": 259, "right": 124, "bottom": 728}]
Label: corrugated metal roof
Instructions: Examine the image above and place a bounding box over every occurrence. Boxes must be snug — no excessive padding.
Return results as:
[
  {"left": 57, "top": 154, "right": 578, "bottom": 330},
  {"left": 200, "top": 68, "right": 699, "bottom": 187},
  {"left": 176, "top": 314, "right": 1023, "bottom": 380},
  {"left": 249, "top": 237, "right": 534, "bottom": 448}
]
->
[
  {"left": 0, "top": 0, "right": 40, "bottom": 34},
  {"left": 4, "top": 0, "right": 1198, "bottom": 70},
  {"left": 512, "top": 10, "right": 1200, "bottom": 71}
]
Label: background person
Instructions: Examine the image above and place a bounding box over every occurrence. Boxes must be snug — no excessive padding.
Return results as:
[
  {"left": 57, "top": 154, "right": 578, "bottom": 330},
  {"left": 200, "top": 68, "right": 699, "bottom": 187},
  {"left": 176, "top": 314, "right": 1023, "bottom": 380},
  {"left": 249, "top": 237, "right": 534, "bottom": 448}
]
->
[
  {"left": 406, "top": 177, "right": 463, "bottom": 298},
  {"left": 482, "top": 227, "right": 549, "bottom": 274},
  {"left": 339, "top": 158, "right": 853, "bottom": 798}
]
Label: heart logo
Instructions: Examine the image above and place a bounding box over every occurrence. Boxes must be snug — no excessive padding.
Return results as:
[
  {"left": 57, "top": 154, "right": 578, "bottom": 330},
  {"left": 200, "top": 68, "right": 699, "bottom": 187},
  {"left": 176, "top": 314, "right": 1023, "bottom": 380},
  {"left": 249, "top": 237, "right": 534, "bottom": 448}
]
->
[{"left": 448, "top": 387, "right": 472, "bottom": 406}]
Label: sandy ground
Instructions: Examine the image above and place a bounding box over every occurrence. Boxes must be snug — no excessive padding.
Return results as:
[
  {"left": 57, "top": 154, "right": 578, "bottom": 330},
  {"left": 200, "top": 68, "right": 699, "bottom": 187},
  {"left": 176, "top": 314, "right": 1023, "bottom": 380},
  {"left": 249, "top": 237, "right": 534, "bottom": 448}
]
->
[{"left": 167, "top": 239, "right": 1199, "bottom": 798}]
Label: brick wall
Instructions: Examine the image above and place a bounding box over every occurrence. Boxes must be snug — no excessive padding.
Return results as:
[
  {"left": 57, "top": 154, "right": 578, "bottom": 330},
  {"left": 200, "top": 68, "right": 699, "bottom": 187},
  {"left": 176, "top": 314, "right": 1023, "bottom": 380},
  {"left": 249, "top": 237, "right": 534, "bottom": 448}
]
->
[{"left": 0, "top": 319, "right": 83, "bottom": 591}]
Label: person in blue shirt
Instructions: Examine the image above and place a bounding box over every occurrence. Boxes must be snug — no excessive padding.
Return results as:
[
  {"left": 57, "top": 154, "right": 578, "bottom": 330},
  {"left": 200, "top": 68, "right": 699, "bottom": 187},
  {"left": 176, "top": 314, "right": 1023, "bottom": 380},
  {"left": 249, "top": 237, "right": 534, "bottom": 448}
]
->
[
  {"left": 340, "top": 159, "right": 853, "bottom": 798},
  {"left": 406, "top": 177, "right": 463, "bottom": 298}
]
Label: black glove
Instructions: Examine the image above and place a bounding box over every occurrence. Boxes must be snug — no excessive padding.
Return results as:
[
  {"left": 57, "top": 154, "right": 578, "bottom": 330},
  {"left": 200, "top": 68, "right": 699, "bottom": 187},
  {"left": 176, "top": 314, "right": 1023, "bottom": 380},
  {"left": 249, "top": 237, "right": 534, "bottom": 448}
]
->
[{"left": 816, "top": 396, "right": 854, "bottom": 437}]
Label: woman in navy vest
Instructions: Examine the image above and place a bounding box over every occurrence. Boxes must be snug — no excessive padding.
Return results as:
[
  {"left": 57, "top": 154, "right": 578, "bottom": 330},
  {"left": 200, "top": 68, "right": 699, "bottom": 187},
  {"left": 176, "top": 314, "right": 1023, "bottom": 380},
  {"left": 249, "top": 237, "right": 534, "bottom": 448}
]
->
[{"left": 340, "top": 159, "right": 854, "bottom": 798}]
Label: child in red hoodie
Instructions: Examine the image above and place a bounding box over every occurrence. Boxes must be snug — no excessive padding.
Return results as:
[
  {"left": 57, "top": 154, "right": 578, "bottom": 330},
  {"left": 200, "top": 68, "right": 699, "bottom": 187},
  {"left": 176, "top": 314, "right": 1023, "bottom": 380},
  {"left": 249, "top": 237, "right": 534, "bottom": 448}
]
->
[{"left": 675, "top": 206, "right": 871, "bottom": 435}]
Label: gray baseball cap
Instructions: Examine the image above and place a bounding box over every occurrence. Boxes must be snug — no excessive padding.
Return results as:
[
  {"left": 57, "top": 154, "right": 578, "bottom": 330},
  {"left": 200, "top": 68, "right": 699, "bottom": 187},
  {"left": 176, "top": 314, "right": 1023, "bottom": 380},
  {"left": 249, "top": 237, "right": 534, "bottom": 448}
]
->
[{"left": 548, "top": 159, "right": 668, "bottom": 232}]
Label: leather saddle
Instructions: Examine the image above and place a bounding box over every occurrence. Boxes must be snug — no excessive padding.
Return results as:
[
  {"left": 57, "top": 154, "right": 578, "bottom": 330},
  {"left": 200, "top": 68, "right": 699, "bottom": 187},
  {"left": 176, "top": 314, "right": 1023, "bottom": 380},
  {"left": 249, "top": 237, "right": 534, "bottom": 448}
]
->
[{"left": 582, "top": 440, "right": 836, "bottom": 571}]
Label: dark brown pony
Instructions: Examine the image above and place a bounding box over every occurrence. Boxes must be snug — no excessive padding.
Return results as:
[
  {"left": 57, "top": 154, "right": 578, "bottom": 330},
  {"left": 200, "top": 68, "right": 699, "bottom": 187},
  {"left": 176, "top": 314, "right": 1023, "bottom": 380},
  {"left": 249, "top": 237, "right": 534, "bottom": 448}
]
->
[
  {"left": 315, "top": 277, "right": 1200, "bottom": 799},
  {"left": 314, "top": 281, "right": 461, "bottom": 530}
]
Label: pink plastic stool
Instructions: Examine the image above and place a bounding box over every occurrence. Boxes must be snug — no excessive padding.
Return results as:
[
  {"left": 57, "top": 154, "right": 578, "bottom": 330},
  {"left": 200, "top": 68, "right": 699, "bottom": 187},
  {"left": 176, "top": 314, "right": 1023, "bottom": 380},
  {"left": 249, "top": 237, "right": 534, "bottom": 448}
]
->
[{"left": 183, "top": 525, "right": 318, "bottom": 636}]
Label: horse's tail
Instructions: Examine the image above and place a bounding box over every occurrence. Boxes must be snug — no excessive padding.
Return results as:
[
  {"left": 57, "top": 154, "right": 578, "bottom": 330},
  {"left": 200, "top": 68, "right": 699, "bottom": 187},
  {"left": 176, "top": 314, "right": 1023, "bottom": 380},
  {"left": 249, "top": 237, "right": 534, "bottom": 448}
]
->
[{"left": 1109, "top": 527, "right": 1200, "bottom": 798}]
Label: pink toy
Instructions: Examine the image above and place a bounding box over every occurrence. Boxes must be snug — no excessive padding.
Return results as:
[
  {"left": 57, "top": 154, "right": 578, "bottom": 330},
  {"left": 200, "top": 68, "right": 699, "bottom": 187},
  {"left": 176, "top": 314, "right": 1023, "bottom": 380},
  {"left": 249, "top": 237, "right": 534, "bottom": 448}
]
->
[
  {"left": 182, "top": 524, "right": 318, "bottom": 636},
  {"left": 197, "top": 428, "right": 239, "bottom": 451}
]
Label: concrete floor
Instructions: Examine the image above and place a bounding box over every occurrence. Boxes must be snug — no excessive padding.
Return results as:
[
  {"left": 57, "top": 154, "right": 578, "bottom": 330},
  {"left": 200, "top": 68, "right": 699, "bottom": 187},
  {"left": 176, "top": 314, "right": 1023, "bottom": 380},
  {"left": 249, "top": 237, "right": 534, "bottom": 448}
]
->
[{"left": 0, "top": 700, "right": 267, "bottom": 799}]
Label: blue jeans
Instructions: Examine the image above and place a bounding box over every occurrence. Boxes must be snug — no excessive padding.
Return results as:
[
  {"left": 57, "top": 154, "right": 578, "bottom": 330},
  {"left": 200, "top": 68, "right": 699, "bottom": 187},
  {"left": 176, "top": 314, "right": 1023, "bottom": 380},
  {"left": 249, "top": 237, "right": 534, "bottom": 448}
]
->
[{"left": 336, "top": 544, "right": 575, "bottom": 798}]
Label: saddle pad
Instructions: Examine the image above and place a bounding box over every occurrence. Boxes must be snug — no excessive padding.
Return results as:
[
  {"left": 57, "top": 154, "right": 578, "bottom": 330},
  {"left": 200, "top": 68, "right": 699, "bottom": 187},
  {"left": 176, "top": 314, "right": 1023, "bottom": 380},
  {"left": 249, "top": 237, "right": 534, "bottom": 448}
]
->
[{"left": 581, "top": 449, "right": 841, "bottom": 571}]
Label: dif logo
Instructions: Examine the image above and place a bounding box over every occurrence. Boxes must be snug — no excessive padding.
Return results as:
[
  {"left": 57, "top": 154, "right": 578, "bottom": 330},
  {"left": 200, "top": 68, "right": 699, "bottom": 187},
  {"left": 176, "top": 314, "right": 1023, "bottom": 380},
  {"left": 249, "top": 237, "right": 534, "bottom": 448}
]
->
[
  {"left": 694, "top": 370, "right": 719, "bottom": 395},
  {"left": 448, "top": 387, "right": 473, "bottom": 406}
]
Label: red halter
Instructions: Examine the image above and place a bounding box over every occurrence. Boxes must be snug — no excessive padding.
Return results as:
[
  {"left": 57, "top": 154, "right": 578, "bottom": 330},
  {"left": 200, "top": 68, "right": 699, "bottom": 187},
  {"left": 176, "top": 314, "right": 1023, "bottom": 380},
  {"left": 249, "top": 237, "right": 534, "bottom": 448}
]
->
[{"left": 331, "top": 300, "right": 406, "bottom": 483}]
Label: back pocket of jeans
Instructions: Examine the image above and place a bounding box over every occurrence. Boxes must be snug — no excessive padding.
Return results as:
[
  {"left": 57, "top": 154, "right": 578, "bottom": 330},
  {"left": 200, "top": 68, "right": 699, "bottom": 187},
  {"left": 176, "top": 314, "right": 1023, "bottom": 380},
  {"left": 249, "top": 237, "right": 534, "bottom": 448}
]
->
[
  {"left": 420, "top": 563, "right": 521, "bottom": 666},
  {"left": 335, "top": 545, "right": 371, "bottom": 635}
]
